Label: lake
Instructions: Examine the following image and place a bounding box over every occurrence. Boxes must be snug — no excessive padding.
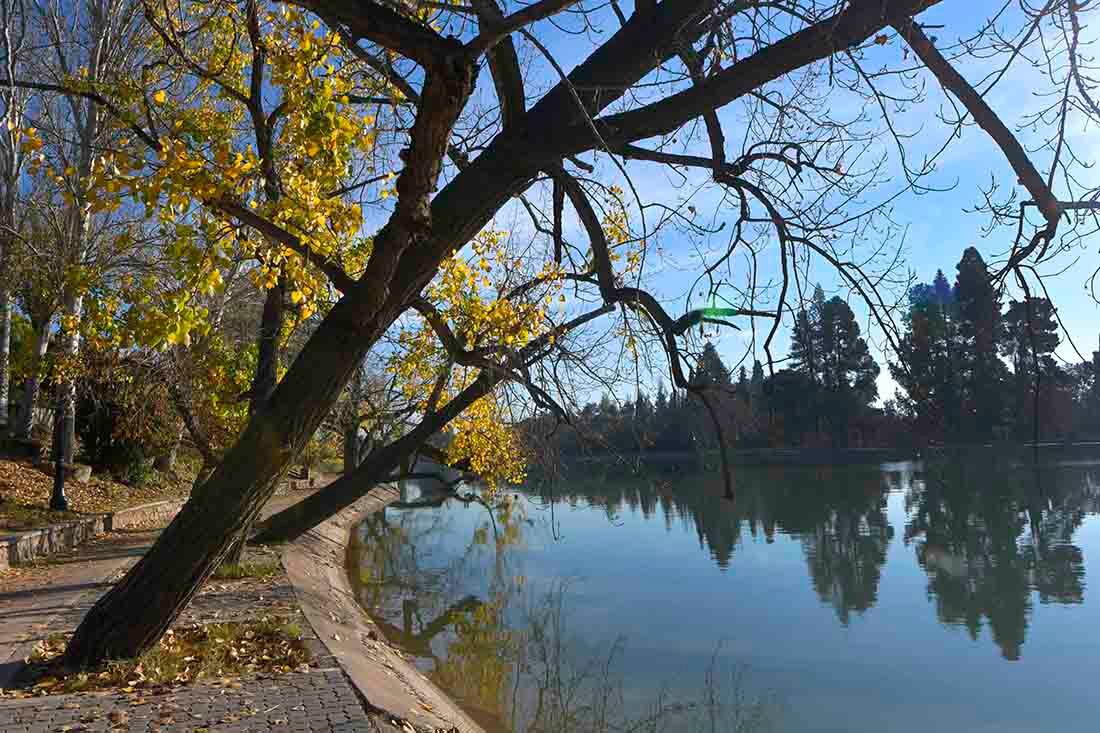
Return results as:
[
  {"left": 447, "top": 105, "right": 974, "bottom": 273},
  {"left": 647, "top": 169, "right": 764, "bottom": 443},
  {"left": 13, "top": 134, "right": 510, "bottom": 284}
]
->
[{"left": 347, "top": 456, "right": 1100, "bottom": 732}]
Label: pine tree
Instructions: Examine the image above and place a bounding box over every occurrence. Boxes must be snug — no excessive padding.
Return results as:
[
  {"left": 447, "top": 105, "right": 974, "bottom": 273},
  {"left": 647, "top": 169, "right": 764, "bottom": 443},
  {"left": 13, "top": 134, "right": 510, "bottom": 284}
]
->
[
  {"left": 750, "top": 360, "right": 765, "bottom": 399},
  {"left": 635, "top": 389, "right": 654, "bottom": 424},
  {"left": 1003, "top": 298, "right": 1062, "bottom": 439},
  {"left": 891, "top": 271, "right": 961, "bottom": 441},
  {"left": 817, "top": 296, "right": 879, "bottom": 445},
  {"left": 692, "top": 341, "right": 733, "bottom": 388},
  {"left": 954, "top": 247, "right": 1006, "bottom": 440},
  {"left": 790, "top": 308, "right": 821, "bottom": 384},
  {"left": 1003, "top": 298, "right": 1059, "bottom": 373}
]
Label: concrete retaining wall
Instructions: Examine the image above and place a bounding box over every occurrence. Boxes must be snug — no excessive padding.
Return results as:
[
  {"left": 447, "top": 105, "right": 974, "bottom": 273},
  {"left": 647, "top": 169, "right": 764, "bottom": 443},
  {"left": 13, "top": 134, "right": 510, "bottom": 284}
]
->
[
  {"left": 0, "top": 515, "right": 109, "bottom": 570},
  {"left": 282, "top": 485, "right": 486, "bottom": 733},
  {"left": 109, "top": 499, "right": 187, "bottom": 530},
  {"left": 0, "top": 499, "right": 186, "bottom": 571}
]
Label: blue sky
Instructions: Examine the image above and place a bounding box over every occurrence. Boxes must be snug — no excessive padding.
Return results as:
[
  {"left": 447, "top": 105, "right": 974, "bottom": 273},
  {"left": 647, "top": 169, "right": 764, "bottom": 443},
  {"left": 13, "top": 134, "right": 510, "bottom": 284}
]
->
[
  {"left": 527, "top": 1, "right": 1100, "bottom": 401},
  {"left": 375, "top": 1, "right": 1100, "bottom": 404}
]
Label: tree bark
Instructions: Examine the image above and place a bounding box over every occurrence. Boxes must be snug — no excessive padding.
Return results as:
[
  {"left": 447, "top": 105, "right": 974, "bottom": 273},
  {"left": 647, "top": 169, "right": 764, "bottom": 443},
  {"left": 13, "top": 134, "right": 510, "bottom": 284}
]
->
[
  {"left": 59, "top": 291, "right": 83, "bottom": 465},
  {"left": 0, "top": 193, "right": 14, "bottom": 436},
  {"left": 342, "top": 425, "right": 360, "bottom": 476},
  {"left": 254, "top": 372, "right": 495, "bottom": 545},
  {"left": 15, "top": 316, "right": 51, "bottom": 440},
  {"left": 222, "top": 525, "right": 247, "bottom": 567},
  {"left": 250, "top": 280, "right": 285, "bottom": 415},
  {"left": 225, "top": 280, "right": 287, "bottom": 565}
]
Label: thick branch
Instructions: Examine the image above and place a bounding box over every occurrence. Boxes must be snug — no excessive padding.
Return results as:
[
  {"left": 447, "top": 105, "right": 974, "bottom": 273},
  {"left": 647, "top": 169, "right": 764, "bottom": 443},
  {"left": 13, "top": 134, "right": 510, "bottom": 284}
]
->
[
  {"left": 293, "top": 0, "right": 461, "bottom": 69},
  {"left": 468, "top": 0, "right": 526, "bottom": 128},
  {"left": 466, "top": 0, "right": 579, "bottom": 56},
  {"left": 548, "top": 0, "right": 945, "bottom": 154},
  {"left": 214, "top": 198, "right": 356, "bottom": 293},
  {"left": 893, "top": 20, "right": 1059, "bottom": 226}
]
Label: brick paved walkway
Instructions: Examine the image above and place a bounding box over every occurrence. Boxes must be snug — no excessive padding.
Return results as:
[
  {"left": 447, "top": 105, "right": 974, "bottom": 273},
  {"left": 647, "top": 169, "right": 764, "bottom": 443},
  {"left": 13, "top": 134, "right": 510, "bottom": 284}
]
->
[
  {"left": 0, "top": 668, "right": 385, "bottom": 732},
  {"left": 0, "top": 491, "right": 419, "bottom": 733},
  {"left": 1, "top": 530, "right": 160, "bottom": 687}
]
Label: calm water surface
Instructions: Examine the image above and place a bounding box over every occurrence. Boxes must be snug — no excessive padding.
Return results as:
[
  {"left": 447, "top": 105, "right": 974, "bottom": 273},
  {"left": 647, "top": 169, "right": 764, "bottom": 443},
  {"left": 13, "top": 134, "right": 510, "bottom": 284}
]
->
[{"left": 348, "top": 457, "right": 1100, "bottom": 732}]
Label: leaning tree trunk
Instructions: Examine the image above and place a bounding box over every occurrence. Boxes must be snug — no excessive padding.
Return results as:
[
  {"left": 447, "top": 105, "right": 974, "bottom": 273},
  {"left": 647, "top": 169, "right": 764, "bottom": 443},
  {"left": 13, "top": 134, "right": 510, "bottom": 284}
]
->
[
  {"left": 62, "top": 284, "right": 398, "bottom": 666},
  {"left": 224, "top": 280, "right": 286, "bottom": 568},
  {"left": 64, "top": 51, "right": 482, "bottom": 666},
  {"left": 16, "top": 320, "right": 51, "bottom": 440},
  {"left": 255, "top": 372, "right": 496, "bottom": 545}
]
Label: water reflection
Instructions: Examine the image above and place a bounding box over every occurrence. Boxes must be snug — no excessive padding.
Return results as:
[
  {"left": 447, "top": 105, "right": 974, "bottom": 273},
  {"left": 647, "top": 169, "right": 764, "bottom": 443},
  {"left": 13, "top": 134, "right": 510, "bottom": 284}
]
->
[
  {"left": 543, "top": 459, "right": 1095, "bottom": 647},
  {"left": 893, "top": 461, "right": 1090, "bottom": 660},
  {"left": 349, "top": 458, "right": 1100, "bottom": 731},
  {"left": 350, "top": 494, "right": 778, "bottom": 732},
  {"left": 547, "top": 466, "right": 894, "bottom": 626}
]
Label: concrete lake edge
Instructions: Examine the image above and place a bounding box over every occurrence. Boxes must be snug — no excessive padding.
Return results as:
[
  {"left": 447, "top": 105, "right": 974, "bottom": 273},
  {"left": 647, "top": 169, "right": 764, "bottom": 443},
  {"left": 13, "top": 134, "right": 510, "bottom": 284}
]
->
[{"left": 282, "top": 484, "right": 487, "bottom": 733}]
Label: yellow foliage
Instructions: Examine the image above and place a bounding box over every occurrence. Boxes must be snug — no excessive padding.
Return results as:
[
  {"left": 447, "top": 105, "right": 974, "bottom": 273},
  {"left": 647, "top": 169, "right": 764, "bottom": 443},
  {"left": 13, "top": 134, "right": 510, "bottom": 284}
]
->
[
  {"left": 79, "top": 0, "right": 381, "bottom": 350},
  {"left": 387, "top": 227, "right": 564, "bottom": 491},
  {"left": 446, "top": 393, "right": 527, "bottom": 493}
]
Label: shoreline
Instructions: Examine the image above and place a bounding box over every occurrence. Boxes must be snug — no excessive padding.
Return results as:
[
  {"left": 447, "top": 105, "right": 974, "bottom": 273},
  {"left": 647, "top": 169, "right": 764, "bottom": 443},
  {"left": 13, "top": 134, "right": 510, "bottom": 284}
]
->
[{"left": 282, "top": 483, "right": 486, "bottom": 733}]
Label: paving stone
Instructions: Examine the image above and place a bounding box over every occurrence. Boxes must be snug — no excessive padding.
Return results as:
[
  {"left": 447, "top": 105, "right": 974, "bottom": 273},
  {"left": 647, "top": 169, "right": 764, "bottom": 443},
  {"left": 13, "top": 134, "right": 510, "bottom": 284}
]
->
[{"left": 0, "top": 494, "right": 394, "bottom": 732}]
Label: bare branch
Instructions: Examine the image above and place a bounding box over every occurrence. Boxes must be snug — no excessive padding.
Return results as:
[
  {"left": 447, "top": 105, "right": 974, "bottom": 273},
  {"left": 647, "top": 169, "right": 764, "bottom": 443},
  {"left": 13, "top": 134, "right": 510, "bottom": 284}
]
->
[{"left": 466, "top": 0, "right": 579, "bottom": 56}]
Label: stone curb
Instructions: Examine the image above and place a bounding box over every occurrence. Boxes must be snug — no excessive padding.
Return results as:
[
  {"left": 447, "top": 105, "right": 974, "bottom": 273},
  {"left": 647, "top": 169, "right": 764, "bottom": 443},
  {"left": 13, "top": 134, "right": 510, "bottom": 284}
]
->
[
  {"left": 108, "top": 499, "right": 187, "bottom": 530},
  {"left": 0, "top": 499, "right": 186, "bottom": 571},
  {"left": 282, "top": 486, "right": 487, "bottom": 733}
]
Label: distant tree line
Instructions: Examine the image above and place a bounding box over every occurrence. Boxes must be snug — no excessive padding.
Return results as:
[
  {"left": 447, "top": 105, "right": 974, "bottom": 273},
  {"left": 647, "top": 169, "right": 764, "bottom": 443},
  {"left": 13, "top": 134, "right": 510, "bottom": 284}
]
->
[
  {"left": 891, "top": 247, "right": 1100, "bottom": 444},
  {"left": 540, "top": 286, "right": 885, "bottom": 455},
  {"left": 537, "top": 247, "right": 1100, "bottom": 457}
]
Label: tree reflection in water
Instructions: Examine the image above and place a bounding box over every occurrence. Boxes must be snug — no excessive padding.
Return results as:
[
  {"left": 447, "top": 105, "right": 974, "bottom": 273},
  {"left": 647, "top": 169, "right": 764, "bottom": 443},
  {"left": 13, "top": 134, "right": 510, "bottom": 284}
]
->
[
  {"left": 543, "top": 465, "right": 893, "bottom": 626},
  {"left": 348, "top": 458, "right": 1100, "bottom": 730},
  {"left": 895, "top": 458, "right": 1091, "bottom": 661},
  {"left": 349, "top": 497, "right": 778, "bottom": 732},
  {"left": 545, "top": 458, "right": 1095, "bottom": 659}
]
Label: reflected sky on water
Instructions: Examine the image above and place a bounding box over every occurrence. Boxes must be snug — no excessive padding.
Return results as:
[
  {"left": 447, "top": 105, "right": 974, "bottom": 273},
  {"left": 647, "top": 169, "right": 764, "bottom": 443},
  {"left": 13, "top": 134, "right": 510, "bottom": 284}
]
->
[{"left": 349, "top": 456, "right": 1100, "bottom": 732}]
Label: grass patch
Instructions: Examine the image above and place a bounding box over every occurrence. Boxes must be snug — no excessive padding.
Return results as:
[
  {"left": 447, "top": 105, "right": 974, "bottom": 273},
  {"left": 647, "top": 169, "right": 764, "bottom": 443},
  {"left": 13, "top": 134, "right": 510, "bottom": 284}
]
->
[
  {"left": 211, "top": 560, "right": 281, "bottom": 580},
  {"left": 12, "top": 616, "right": 310, "bottom": 696}
]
